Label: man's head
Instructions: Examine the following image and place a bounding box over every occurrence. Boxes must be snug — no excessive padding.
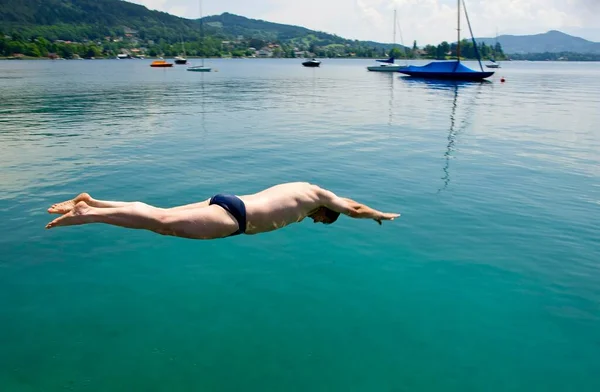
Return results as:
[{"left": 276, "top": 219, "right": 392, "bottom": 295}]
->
[{"left": 308, "top": 207, "right": 340, "bottom": 225}]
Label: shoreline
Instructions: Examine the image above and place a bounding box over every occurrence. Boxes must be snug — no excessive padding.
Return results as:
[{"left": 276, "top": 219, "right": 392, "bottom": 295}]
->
[{"left": 2, "top": 56, "right": 599, "bottom": 62}]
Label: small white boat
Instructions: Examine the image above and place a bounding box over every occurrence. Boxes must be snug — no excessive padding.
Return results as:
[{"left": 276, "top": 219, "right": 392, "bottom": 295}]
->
[
  {"left": 486, "top": 30, "right": 501, "bottom": 68},
  {"left": 367, "top": 63, "right": 408, "bottom": 72},
  {"left": 485, "top": 60, "right": 501, "bottom": 69}
]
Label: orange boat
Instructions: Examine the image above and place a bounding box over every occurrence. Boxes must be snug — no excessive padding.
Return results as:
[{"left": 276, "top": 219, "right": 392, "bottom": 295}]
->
[{"left": 150, "top": 60, "right": 173, "bottom": 68}]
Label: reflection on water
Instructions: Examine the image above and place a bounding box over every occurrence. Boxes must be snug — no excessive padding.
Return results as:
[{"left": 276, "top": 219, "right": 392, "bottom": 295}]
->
[
  {"left": 410, "top": 80, "right": 490, "bottom": 193},
  {"left": 441, "top": 84, "right": 460, "bottom": 192},
  {"left": 399, "top": 77, "right": 492, "bottom": 192},
  {"left": 388, "top": 74, "right": 394, "bottom": 126}
]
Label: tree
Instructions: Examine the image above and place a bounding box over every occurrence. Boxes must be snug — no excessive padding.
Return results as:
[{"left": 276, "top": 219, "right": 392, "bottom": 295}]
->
[
  {"left": 8, "top": 41, "right": 26, "bottom": 55},
  {"left": 389, "top": 47, "right": 403, "bottom": 59},
  {"left": 84, "top": 46, "right": 102, "bottom": 58},
  {"left": 24, "top": 43, "right": 42, "bottom": 57},
  {"left": 438, "top": 41, "right": 450, "bottom": 57},
  {"left": 272, "top": 46, "right": 283, "bottom": 58},
  {"left": 58, "top": 45, "right": 74, "bottom": 59},
  {"left": 423, "top": 44, "right": 436, "bottom": 58},
  {"left": 0, "top": 38, "right": 6, "bottom": 56},
  {"left": 494, "top": 42, "right": 504, "bottom": 59},
  {"left": 479, "top": 42, "right": 490, "bottom": 58},
  {"left": 250, "top": 38, "right": 265, "bottom": 50},
  {"left": 231, "top": 49, "right": 245, "bottom": 57}
]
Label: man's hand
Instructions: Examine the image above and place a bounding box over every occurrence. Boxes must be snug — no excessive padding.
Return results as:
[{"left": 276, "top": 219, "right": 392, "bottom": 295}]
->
[{"left": 374, "top": 212, "right": 400, "bottom": 225}]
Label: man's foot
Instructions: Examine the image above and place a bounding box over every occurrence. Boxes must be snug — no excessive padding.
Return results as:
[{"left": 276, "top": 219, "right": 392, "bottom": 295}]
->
[
  {"left": 46, "top": 201, "right": 91, "bottom": 229},
  {"left": 48, "top": 193, "right": 92, "bottom": 214}
]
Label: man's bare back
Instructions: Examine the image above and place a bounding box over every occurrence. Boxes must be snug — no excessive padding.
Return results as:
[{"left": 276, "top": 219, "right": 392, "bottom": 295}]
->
[
  {"left": 239, "top": 182, "right": 328, "bottom": 233},
  {"left": 45, "top": 182, "right": 400, "bottom": 239}
]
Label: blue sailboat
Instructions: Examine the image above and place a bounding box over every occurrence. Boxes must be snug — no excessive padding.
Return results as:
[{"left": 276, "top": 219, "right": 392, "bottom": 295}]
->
[{"left": 398, "top": 0, "right": 493, "bottom": 81}]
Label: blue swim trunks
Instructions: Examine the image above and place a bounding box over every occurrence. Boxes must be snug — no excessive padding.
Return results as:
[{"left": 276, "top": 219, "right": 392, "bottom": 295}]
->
[{"left": 209, "top": 194, "right": 247, "bottom": 236}]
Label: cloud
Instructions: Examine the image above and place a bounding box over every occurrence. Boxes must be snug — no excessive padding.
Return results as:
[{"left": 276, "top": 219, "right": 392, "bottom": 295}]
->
[{"left": 127, "top": 0, "right": 600, "bottom": 43}]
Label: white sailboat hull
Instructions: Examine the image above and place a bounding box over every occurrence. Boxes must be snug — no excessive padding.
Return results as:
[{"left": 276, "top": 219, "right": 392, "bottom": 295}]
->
[
  {"left": 187, "top": 66, "right": 211, "bottom": 72},
  {"left": 367, "top": 64, "right": 408, "bottom": 72}
]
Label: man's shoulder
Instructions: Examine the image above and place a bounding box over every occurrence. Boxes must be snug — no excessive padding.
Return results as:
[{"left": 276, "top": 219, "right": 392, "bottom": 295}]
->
[
  {"left": 280, "top": 181, "right": 321, "bottom": 191},
  {"left": 274, "top": 182, "right": 330, "bottom": 200}
]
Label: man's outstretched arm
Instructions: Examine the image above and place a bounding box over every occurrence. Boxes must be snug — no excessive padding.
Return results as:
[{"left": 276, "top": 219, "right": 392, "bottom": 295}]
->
[{"left": 317, "top": 188, "right": 400, "bottom": 225}]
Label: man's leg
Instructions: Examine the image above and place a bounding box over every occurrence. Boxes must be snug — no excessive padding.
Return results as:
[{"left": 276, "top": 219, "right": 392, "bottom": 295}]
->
[
  {"left": 45, "top": 201, "right": 238, "bottom": 239},
  {"left": 48, "top": 193, "right": 137, "bottom": 214},
  {"left": 46, "top": 201, "right": 165, "bottom": 231},
  {"left": 164, "top": 199, "right": 211, "bottom": 211},
  {"left": 49, "top": 194, "right": 212, "bottom": 214}
]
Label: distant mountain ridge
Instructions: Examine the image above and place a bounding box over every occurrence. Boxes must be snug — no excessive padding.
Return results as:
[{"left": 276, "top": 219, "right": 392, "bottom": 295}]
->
[
  {"left": 1, "top": 0, "right": 597, "bottom": 55},
  {"left": 476, "top": 30, "right": 600, "bottom": 54}
]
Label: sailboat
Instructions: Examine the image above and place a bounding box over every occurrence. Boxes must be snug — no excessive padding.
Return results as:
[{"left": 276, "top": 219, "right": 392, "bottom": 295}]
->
[
  {"left": 175, "top": 36, "right": 188, "bottom": 64},
  {"left": 485, "top": 29, "right": 501, "bottom": 68},
  {"left": 367, "top": 9, "right": 408, "bottom": 72},
  {"left": 485, "top": 59, "right": 500, "bottom": 69},
  {"left": 398, "top": 0, "right": 494, "bottom": 80},
  {"left": 187, "top": 0, "right": 211, "bottom": 72}
]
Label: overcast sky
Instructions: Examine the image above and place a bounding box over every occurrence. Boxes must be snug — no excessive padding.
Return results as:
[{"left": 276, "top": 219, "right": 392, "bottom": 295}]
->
[{"left": 127, "top": 0, "right": 600, "bottom": 44}]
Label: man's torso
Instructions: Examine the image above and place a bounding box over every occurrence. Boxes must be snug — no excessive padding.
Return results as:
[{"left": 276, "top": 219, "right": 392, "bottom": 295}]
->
[{"left": 239, "top": 182, "right": 322, "bottom": 234}]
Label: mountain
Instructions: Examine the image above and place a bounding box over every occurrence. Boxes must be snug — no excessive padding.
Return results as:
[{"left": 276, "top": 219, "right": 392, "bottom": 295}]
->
[
  {"left": 204, "top": 13, "right": 353, "bottom": 45},
  {"left": 477, "top": 30, "right": 600, "bottom": 54},
  {"left": 0, "top": 0, "right": 400, "bottom": 51},
  {"left": 0, "top": 0, "right": 203, "bottom": 29},
  {"left": 0, "top": 0, "right": 203, "bottom": 41}
]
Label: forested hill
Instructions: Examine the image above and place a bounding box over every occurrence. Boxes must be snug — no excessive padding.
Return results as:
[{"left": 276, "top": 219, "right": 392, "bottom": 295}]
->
[
  {"left": 1, "top": 0, "right": 206, "bottom": 43},
  {"left": 0, "top": 0, "right": 398, "bottom": 51}
]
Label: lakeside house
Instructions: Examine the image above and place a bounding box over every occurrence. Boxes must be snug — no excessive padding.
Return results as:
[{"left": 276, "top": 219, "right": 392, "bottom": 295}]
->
[{"left": 257, "top": 48, "right": 273, "bottom": 57}]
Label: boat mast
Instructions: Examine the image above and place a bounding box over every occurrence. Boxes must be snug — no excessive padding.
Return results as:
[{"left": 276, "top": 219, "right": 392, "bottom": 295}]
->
[
  {"left": 393, "top": 9, "right": 397, "bottom": 49},
  {"left": 457, "top": 0, "right": 461, "bottom": 61},
  {"left": 199, "top": 0, "right": 204, "bottom": 67}
]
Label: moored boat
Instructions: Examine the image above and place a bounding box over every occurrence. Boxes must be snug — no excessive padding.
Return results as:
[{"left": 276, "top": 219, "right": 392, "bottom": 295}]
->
[
  {"left": 485, "top": 59, "right": 501, "bottom": 68},
  {"left": 150, "top": 60, "right": 173, "bottom": 68},
  {"left": 302, "top": 58, "right": 321, "bottom": 67},
  {"left": 398, "top": 0, "right": 494, "bottom": 81},
  {"left": 367, "top": 10, "right": 409, "bottom": 72},
  {"left": 367, "top": 59, "right": 408, "bottom": 72},
  {"left": 187, "top": 65, "right": 211, "bottom": 72}
]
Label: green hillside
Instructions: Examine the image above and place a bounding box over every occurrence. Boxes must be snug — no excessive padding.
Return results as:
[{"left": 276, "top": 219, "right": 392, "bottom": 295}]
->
[
  {"left": 0, "top": 0, "right": 403, "bottom": 58},
  {"left": 0, "top": 0, "right": 204, "bottom": 42}
]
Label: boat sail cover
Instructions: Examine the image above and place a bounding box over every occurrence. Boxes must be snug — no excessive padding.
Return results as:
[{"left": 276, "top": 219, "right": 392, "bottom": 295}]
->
[{"left": 398, "top": 60, "right": 493, "bottom": 80}]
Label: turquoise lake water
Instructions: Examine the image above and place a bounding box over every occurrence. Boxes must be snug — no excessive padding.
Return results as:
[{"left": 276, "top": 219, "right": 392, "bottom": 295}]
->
[{"left": 1, "top": 58, "right": 599, "bottom": 391}]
